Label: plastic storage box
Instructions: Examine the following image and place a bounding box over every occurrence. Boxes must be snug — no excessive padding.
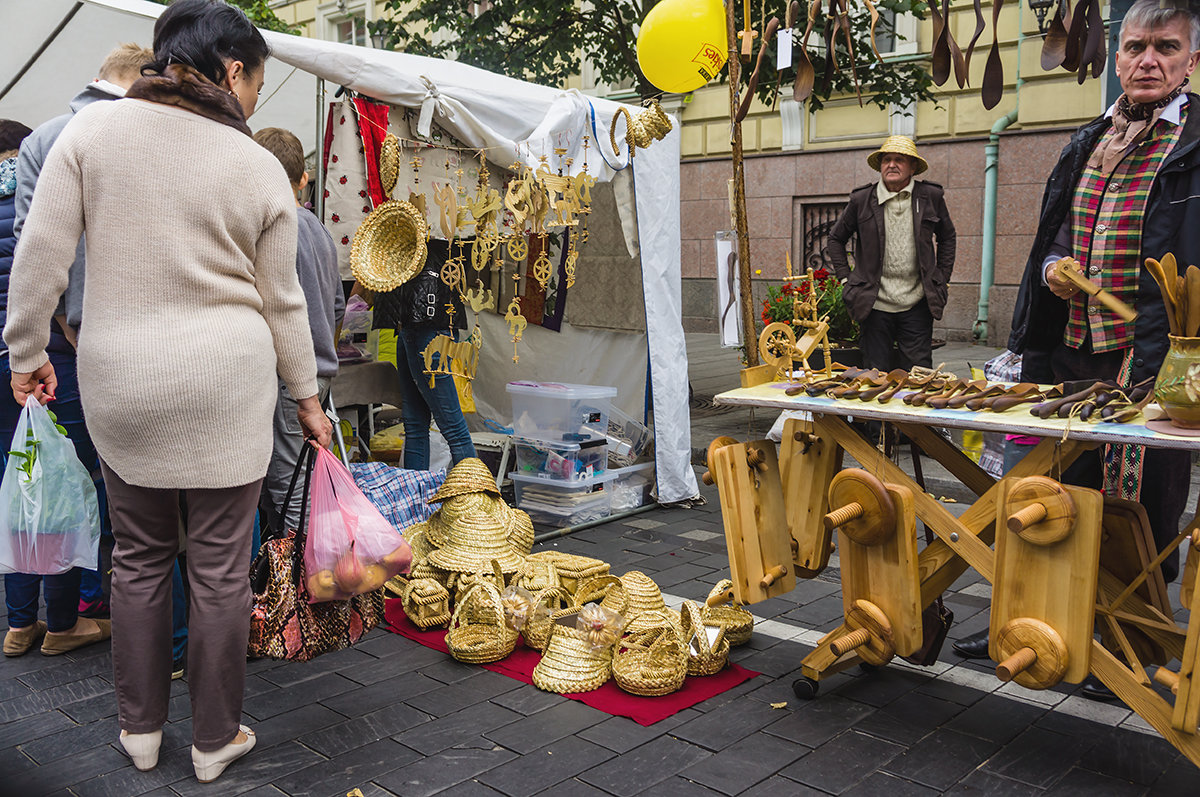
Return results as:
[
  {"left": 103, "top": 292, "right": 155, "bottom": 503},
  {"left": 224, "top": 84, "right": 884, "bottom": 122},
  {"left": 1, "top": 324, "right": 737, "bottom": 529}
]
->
[
  {"left": 512, "top": 436, "right": 608, "bottom": 481},
  {"left": 609, "top": 462, "right": 655, "bottom": 510},
  {"left": 510, "top": 471, "right": 617, "bottom": 527},
  {"left": 507, "top": 381, "right": 617, "bottom": 441},
  {"left": 606, "top": 405, "right": 651, "bottom": 467}
]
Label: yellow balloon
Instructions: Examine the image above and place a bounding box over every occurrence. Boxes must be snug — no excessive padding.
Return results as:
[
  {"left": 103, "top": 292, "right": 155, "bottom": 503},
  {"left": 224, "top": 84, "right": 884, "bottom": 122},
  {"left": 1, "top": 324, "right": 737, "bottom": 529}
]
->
[{"left": 637, "top": 0, "right": 728, "bottom": 94}]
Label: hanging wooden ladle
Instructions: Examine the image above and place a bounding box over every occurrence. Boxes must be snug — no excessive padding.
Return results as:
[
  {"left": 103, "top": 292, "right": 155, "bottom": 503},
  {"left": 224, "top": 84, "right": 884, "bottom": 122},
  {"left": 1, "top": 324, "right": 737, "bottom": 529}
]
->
[
  {"left": 1041, "top": 0, "right": 1070, "bottom": 70},
  {"left": 963, "top": 0, "right": 988, "bottom": 84},
  {"left": 794, "top": 0, "right": 821, "bottom": 102},
  {"left": 1063, "top": 0, "right": 1086, "bottom": 73},
  {"left": 736, "top": 16, "right": 781, "bottom": 123},
  {"left": 981, "top": 0, "right": 1006, "bottom": 109}
]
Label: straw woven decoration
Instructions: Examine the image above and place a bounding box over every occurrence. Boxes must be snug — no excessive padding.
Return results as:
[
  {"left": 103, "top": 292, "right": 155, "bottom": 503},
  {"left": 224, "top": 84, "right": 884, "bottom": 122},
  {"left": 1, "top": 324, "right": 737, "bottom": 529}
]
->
[
  {"left": 384, "top": 573, "right": 408, "bottom": 598},
  {"left": 681, "top": 600, "right": 729, "bottom": 676},
  {"left": 429, "top": 458, "right": 500, "bottom": 503},
  {"left": 445, "top": 580, "right": 518, "bottom": 663},
  {"left": 379, "top": 133, "right": 401, "bottom": 196},
  {"left": 701, "top": 579, "right": 754, "bottom": 647},
  {"left": 404, "top": 522, "right": 435, "bottom": 563},
  {"left": 525, "top": 551, "right": 609, "bottom": 597},
  {"left": 402, "top": 578, "right": 452, "bottom": 629},
  {"left": 513, "top": 557, "right": 557, "bottom": 594},
  {"left": 618, "top": 571, "right": 678, "bottom": 635},
  {"left": 531, "top": 608, "right": 614, "bottom": 693},
  {"left": 612, "top": 613, "right": 688, "bottom": 697},
  {"left": 350, "top": 198, "right": 428, "bottom": 293},
  {"left": 453, "top": 560, "right": 508, "bottom": 616},
  {"left": 574, "top": 575, "right": 628, "bottom": 617}
]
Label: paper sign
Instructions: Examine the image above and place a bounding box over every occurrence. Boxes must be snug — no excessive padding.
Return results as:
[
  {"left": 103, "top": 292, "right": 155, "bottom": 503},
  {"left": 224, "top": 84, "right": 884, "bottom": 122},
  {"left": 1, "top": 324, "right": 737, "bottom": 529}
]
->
[{"left": 777, "top": 28, "right": 793, "bottom": 71}]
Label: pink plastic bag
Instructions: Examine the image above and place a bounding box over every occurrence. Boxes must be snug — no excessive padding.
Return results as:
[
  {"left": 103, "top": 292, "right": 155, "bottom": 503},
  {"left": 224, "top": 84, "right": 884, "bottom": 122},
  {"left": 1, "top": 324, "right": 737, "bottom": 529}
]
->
[{"left": 304, "top": 447, "right": 411, "bottom": 603}]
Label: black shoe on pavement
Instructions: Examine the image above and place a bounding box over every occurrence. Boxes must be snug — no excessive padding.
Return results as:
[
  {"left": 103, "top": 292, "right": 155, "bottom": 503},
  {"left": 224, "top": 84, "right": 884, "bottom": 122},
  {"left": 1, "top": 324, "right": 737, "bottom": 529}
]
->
[
  {"left": 951, "top": 628, "right": 991, "bottom": 660},
  {"left": 1079, "top": 674, "right": 1117, "bottom": 702},
  {"left": 171, "top": 657, "right": 185, "bottom": 680}
]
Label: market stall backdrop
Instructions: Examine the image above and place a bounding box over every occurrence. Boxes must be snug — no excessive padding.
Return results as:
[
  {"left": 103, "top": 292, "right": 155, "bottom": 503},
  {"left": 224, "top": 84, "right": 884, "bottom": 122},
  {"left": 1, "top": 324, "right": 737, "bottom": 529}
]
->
[{"left": 0, "top": 0, "right": 698, "bottom": 504}]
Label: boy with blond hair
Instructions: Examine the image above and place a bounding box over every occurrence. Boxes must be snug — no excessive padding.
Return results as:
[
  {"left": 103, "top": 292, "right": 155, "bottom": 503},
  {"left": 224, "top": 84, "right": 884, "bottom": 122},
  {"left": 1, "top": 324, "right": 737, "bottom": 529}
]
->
[{"left": 253, "top": 127, "right": 344, "bottom": 531}]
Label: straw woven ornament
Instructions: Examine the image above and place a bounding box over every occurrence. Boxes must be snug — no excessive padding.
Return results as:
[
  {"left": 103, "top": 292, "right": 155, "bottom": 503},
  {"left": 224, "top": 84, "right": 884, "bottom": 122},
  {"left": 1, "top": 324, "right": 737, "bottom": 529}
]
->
[
  {"left": 524, "top": 550, "right": 609, "bottom": 596},
  {"left": 350, "top": 199, "right": 428, "bottom": 292},
  {"left": 619, "top": 571, "right": 682, "bottom": 634},
  {"left": 531, "top": 607, "right": 614, "bottom": 693},
  {"left": 429, "top": 458, "right": 500, "bottom": 503},
  {"left": 701, "top": 579, "right": 754, "bottom": 646},
  {"left": 505, "top": 507, "right": 534, "bottom": 557}
]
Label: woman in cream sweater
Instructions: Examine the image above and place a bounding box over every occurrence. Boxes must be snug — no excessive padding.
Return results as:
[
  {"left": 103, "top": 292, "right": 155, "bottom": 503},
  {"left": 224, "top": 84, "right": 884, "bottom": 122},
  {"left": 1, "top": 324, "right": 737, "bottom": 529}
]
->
[{"left": 4, "top": 0, "right": 331, "bottom": 784}]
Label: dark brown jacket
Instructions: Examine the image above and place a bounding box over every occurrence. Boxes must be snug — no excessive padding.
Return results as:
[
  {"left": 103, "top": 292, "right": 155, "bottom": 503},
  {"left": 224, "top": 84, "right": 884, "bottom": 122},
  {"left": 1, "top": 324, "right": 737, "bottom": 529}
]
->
[{"left": 826, "top": 180, "right": 957, "bottom": 323}]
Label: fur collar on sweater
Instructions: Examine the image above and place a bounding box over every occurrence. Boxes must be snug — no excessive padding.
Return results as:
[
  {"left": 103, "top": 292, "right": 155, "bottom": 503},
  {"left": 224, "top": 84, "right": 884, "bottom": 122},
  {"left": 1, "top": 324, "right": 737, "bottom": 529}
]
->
[{"left": 126, "top": 64, "right": 250, "bottom": 135}]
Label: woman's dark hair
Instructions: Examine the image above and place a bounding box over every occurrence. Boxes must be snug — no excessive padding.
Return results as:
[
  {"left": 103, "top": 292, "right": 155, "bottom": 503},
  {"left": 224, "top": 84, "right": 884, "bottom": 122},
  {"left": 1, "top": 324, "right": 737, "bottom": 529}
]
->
[
  {"left": 0, "top": 120, "right": 33, "bottom": 153},
  {"left": 144, "top": 0, "right": 270, "bottom": 86}
]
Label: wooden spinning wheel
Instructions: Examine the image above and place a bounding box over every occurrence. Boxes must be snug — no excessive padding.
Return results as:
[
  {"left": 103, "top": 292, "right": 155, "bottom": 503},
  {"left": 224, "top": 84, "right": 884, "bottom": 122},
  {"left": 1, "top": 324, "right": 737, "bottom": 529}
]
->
[{"left": 759, "top": 323, "right": 797, "bottom": 371}]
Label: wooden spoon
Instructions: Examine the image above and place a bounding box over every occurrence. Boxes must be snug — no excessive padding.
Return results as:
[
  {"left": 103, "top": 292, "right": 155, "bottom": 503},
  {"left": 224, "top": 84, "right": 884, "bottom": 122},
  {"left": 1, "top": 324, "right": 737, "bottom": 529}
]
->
[
  {"left": 929, "top": 380, "right": 987, "bottom": 409},
  {"left": 950, "top": 383, "right": 1004, "bottom": 409},
  {"left": 1041, "top": 2, "right": 1069, "bottom": 70},
  {"left": 1063, "top": 0, "right": 1084, "bottom": 72},
  {"left": 1145, "top": 257, "right": 1181, "bottom": 336},
  {"left": 1186, "top": 265, "right": 1200, "bottom": 336},
  {"left": 794, "top": 0, "right": 820, "bottom": 102},
  {"left": 736, "top": 17, "right": 781, "bottom": 123},
  {"left": 974, "top": 382, "right": 1039, "bottom": 410},
  {"left": 858, "top": 369, "right": 909, "bottom": 401},
  {"left": 1178, "top": 275, "right": 1189, "bottom": 336}
]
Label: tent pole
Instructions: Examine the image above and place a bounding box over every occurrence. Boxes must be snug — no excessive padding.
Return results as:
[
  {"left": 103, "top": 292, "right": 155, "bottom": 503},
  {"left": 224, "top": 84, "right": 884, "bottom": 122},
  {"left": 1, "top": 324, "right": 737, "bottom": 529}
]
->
[
  {"left": 0, "top": 2, "right": 83, "bottom": 103},
  {"left": 314, "top": 75, "right": 325, "bottom": 219},
  {"left": 725, "top": 0, "right": 758, "bottom": 366}
]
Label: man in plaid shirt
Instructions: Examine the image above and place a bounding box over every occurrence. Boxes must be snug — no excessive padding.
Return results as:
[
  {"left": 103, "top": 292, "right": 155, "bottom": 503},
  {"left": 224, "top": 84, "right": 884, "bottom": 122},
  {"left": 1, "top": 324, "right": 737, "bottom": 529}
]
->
[{"left": 961, "top": 1, "right": 1200, "bottom": 695}]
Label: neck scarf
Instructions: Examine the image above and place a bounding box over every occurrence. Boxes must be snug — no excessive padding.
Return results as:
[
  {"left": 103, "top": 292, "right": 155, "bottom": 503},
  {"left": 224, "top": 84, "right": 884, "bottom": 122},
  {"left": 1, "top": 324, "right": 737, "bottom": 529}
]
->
[
  {"left": 1088, "top": 81, "right": 1189, "bottom": 175},
  {"left": 125, "top": 64, "right": 250, "bottom": 136}
]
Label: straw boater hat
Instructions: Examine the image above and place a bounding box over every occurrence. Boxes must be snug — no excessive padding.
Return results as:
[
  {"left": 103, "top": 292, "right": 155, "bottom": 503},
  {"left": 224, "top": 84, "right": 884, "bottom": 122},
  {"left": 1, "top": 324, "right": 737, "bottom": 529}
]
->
[
  {"left": 429, "top": 458, "right": 501, "bottom": 503},
  {"left": 866, "top": 135, "right": 928, "bottom": 175},
  {"left": 349, "top": 132, "right": 428, "bottom": 292},
  {"left": 426, "top": 507, "right": 526, "bottom": 574}
]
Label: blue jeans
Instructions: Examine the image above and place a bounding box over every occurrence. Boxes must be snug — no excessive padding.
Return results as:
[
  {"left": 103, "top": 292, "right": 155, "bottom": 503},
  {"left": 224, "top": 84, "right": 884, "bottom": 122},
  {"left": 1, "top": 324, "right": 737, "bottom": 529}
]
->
[
  {"left": 396, "top": 327, "right": 476, "bottom": 470},
  {"left": 2, "top": 352, "right": 104, "bottom": 631}
]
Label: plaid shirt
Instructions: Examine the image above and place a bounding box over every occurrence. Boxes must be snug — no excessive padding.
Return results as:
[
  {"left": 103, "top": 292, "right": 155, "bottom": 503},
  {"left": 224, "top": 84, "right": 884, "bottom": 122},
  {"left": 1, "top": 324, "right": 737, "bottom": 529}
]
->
[
  {"left": 1065, "top": 109, "right": 1186, "bottom": 352},
  {"left": 350, "top": 462, "right": 445, "bottom": 532}
]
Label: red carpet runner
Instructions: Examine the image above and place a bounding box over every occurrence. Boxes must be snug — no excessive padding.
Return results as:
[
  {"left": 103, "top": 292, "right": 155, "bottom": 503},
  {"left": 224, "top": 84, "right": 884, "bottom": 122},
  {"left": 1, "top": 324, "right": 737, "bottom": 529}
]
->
[{"left": 384, "top": 598, "right": 759, "bottom": 726}]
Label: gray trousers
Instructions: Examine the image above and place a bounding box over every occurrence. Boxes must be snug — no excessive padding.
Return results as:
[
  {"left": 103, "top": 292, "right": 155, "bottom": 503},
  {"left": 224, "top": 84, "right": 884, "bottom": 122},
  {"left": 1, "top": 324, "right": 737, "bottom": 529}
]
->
[
  {"left": 101, "top": 462, "right": 260, "bottom": 752},
  {"left": 263, "top": 376, "right": 331, "bottom": 532}
]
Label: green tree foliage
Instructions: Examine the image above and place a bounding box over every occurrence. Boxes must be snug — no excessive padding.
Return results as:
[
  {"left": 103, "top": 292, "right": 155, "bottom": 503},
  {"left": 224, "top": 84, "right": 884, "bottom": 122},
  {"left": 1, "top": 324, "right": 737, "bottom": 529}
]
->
[
  {"left": 149, "top": 0, "right": 298, "bottom": 34},
  {"left": 368, "top": 0, "right": 933, "bottom": 112}
]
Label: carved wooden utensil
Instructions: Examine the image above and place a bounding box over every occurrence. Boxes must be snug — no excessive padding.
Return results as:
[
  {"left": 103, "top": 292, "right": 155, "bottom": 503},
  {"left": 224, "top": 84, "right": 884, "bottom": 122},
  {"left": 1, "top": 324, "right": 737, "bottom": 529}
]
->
[
  {"left": 794, "top": 0, "right": 820, "bottom": 101},
  {"left": 858, "top": 369, "right": 909, "bottom": 402},
  {"left": 1185, "top": 265, "right": 1200, "bottom": 337},
  {"left": 928, "top": 379, "right": 986, "bottom": 409}
]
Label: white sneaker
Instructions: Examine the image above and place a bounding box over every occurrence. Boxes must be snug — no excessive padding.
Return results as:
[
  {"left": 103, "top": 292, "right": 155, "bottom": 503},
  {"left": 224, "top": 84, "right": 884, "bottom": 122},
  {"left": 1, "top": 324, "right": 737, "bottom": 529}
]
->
[
  {"left": 119, "top": 729, "right": 162, "bottom": 771},
  {"left": 192, "top": 725, "right": 256, "bottom": 783}
]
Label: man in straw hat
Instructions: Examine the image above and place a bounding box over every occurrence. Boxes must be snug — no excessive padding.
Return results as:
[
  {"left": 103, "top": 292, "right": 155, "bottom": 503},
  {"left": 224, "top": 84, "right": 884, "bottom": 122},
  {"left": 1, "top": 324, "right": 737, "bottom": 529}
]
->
[
  {"left": 826, "top": 135, "right": 957, "bottom": 371},
  {"left": 960, "top": 1, "right": 1200, "bottom": 699}
]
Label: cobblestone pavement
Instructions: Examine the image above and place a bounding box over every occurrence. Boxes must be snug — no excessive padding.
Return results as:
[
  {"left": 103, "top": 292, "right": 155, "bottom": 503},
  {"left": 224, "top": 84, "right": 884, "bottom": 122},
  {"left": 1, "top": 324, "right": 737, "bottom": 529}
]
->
[{"left": 2, "top": 471, "right": 1199, "bottom": 796}]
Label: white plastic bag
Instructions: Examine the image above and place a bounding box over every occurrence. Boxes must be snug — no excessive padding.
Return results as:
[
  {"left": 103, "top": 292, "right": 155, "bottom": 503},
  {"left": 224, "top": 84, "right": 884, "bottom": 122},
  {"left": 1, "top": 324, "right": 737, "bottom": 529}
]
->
[{"left": 0, "top": 400, "right": 100, "bottom": 575}]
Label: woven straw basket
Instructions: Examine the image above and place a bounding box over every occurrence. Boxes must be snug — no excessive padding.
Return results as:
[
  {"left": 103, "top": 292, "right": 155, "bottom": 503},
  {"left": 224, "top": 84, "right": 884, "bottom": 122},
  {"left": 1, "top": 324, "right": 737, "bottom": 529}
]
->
[
  {"left": 522, "top": 565, "right": 571, "bottom": 651},
  {"left": 612, "top": 612, "right": 688, "bottom": 696},
  {"left": 525, "top": 551, "right": 609, "bottom": 597},
  {"left": 531, "top": 608, "right": 614, "bottom": 694},
  {"left": 401, "top": 578, "right": 452, "bottom": 629},
  {"left": 445, "top": 578, "right": 517, "bottom": 664},
  {"left": 681, "top": 600, "right": 729, "bottom": 676},
  {"left": 702, "top": 579, "right": 755, "bottom": 647}
]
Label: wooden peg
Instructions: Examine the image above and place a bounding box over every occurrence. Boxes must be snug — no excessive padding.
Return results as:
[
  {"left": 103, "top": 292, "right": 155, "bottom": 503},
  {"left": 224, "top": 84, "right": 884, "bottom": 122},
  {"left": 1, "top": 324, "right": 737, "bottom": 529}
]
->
[
  {"left": 702, "top": 436, "right": 740, "bottom": 487},
  {"left": 760, "top": 565, "right": 787, "bottom": 589},
  {"left": 996, "top": 646, "right": 1038, "bottom": 682},
  {"left": 1154, "top": 667, "right": 1181, "bottom": 695},
  {"left": 1004, "top": 476, "right": 1076, "bottom": 546},
  {"left": 824, "top": 469, "right": 896, "bottom": 546},
  {"left": 746, "top": 447, "right": 770, "bottom": 473},
  {"left": 827, "top": 599, "right": 895, "bottom": 666}
]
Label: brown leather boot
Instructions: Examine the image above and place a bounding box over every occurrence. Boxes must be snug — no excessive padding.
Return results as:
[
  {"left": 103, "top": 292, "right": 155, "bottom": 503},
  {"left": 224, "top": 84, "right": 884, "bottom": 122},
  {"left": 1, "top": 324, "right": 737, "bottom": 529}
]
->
[
  {"left": 41, "top": 618, "right": 111, "bottom": 656},
  {"left": 4, "top": 621, "right": 48, "bottom": 657}
]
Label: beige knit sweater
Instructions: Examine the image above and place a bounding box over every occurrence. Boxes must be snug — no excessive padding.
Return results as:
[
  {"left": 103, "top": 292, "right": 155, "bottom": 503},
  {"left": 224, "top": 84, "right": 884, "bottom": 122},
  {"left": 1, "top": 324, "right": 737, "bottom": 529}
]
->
[{"left": 5, "top": 99, "right": 318, "bottom": 489}]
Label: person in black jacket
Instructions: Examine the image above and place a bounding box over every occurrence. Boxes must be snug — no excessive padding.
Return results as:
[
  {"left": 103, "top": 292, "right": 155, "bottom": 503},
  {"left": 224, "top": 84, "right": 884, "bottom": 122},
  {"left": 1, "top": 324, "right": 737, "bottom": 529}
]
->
[
  {"left": 367, "top": 239, "right": 476, "bottom": 470},
  {"left": 955, "top": 1, "right": 1200, "bottom": 693}
]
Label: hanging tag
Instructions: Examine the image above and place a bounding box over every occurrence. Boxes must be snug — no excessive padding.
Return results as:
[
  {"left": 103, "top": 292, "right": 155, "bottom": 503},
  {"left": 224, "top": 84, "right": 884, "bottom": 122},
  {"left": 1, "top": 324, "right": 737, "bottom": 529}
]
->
[{"left": 777, "top": 28, "right": 793, "bottom": 71}]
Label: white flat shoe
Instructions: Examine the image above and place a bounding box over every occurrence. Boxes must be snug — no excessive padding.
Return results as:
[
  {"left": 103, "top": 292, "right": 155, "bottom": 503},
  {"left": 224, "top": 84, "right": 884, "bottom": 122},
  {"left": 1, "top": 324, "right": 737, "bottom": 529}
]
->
[
  {"left": 192, "top": 725, "right": 256, "bottom": 783},
  {"left": 119, "top": 729, "right": 162, "bottom": 771}
]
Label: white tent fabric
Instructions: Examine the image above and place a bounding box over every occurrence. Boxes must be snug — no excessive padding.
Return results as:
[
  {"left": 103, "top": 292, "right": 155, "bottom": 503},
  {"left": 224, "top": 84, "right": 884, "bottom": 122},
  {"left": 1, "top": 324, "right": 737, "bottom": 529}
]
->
[{"left": 1, "top": 0, "right": 699, "bottom": 503}]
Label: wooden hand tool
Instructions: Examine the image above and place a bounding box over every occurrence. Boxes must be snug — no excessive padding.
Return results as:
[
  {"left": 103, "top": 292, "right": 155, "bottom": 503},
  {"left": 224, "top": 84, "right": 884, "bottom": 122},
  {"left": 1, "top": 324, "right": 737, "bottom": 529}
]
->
[
  {"left": 907, "top": 378, "right": 962, "bottom": 406},
  {"left": 1145, "top": 257, "right": 1181, "bottom": 337},
  {"left": 857, "top": 369, "right": 908, "bottom": 401},
  {"left": 1050, "top": 258, "right": 1138, "bottom": 323},
  {"left": 969, "top": 382, "right": 1039, "bottom": 411},
  {"left": 794, "top": 0, "right": 820, "bottom": 101},
  {"left": 926, "top": 379, "right": 981, "bottom": 409},
  {"left": 736, "top": 17, "right": 780, "bottom": 122},
  {"left": 1030, "top": 381, "right": 1107, "bottom": 419},
  {"left": 1186, "top": 265, "right": 1200, "bottom": 336},
  {"left": 947, "top": 382, "right": 1005, "bottom": 409}
]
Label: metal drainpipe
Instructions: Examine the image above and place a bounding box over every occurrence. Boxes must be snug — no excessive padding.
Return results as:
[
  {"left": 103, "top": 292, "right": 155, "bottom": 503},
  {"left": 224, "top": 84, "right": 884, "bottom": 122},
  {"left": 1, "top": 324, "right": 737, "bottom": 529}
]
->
[{"left": 974, "top": 5, "right": 1028, "bottom": 342}]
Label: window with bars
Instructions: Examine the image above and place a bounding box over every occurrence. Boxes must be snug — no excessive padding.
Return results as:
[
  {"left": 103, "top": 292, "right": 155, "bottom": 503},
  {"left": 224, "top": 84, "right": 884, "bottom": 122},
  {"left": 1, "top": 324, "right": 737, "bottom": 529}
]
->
[{"left": 801, "top": 202, "right": 849, "bottom": 273}]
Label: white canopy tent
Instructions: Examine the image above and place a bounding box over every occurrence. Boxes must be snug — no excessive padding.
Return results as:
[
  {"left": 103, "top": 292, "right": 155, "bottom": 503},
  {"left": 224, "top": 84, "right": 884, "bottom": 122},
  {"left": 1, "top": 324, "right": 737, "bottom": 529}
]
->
[{"left": 0, "top": 0, "right": 699, "bottom": 503}]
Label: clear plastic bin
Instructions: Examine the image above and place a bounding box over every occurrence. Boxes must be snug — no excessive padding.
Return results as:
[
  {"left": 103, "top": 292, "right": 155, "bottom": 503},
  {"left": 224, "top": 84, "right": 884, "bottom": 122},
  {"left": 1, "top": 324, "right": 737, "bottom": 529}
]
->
[
  {"left": 507, "top": 381, "right": 617, "bottom": 441},
  {"left": 606, "top": 405, "right": 651, "bottom": 468},
  {"left": 609, "top": 462, "right": 655, "bottom": 510},
  {"left": 510, "top": 470, "right": 617, "bottom": 527},
  {"left": 512, "top": 436, "right": 608, "bottom": 481}
]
